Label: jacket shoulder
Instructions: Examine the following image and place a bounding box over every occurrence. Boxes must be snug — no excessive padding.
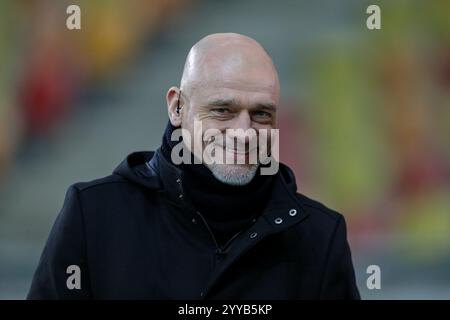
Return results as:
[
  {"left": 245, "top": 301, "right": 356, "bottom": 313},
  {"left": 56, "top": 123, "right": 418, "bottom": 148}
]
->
[
  {"left": 295, "top": 192, "right": 343, "bottom": 223},
  {"left": 71, "top": 174, "right": 129, "bottom": 193}
]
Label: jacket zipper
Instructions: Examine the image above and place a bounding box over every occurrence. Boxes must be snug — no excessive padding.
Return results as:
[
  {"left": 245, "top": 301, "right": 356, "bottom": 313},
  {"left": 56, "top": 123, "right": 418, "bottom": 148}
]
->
[
  {"left": 195, "top": 210, "right": 257, "bottom": 254},
  {"left": 195, "top": 210, "right": 224, "bottom": 254}
]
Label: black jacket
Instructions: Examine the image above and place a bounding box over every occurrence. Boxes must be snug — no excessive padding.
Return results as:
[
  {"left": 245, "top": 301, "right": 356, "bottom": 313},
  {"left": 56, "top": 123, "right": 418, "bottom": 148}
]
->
[{"left": 27, "top": 150, "right": 360, "bottom": 299}]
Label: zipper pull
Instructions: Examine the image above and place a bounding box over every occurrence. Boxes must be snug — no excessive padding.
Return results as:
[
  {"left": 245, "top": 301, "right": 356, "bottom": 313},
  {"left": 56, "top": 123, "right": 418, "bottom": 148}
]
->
[{"left": 215, "top": 248, "right": 227, "bottom": 261}]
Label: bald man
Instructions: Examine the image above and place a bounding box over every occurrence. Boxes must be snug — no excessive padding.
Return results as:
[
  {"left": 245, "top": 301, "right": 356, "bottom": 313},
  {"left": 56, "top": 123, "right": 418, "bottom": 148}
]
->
[{"left": 28, "top": 33, "right": 360, "bottom": 300}]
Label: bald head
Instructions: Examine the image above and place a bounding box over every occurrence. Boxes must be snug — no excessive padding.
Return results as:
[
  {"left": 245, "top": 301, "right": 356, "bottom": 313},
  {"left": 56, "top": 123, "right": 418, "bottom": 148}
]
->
[
  {"left": 180, "top": 33, "right": 279, "bottom": 98},
  {"left": 165, "top": 33, "right": 280, "bottom": 185}
]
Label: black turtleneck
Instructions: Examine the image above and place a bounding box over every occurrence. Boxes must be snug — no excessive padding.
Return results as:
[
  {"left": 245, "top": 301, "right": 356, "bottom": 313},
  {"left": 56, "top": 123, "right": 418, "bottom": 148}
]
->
[{"left": 159, "top": 121, "right": 275, "bottom": 248}]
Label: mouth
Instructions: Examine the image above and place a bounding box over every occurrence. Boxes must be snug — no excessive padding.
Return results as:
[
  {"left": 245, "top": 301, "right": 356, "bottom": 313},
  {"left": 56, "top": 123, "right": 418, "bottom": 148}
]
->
[
  {"left": 203, "top": 142, "right": 259, "bottom": 164},
  {"left": 224, "top": 147, "right": 250, "bottom": 155},
  {"left": 211, "top": 143, "right": 256, "bottom": 154}
]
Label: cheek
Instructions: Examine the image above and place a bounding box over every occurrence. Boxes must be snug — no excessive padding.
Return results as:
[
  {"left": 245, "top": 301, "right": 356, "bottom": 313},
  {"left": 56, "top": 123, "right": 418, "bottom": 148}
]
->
[
  {"left": 196, "top": 115, "right": 228, "bottom": 132},
  {"left": 252, "top": 123, "right": 275, "bottom": 132},
  {"left": 195, "top": 110, "right": 219, "bottom": 122}
]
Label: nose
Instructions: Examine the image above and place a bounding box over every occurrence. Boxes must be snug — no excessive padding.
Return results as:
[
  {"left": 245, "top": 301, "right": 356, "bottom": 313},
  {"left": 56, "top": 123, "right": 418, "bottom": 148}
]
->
[
  {"left": 230, "top": 110, "right": 252, "bottom": 131},
  {"left": 227, "top": 111, "right": 255, "bottom": 146}
]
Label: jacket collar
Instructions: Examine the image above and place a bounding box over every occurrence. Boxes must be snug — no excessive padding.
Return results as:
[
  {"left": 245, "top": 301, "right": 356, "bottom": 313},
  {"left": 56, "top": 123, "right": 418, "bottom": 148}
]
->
[
  {"left": 114, "top": 149, "right": 310, "bottom": 232},
  {"left": 113, "top": 150, "right": 161, "bottom": 189}
]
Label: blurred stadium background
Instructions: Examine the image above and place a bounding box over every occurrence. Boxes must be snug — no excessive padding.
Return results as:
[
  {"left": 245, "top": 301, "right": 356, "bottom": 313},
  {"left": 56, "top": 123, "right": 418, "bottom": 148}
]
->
[{"left": 0, "top": 0, "right": 449, "bottom": 299}]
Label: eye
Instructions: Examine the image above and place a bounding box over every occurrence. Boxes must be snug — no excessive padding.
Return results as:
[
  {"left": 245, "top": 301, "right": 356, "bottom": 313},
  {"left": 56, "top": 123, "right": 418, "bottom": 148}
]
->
[
  {"left": 253, "top": 111, "right": 272, "bottom": 118},
  {"left": 212, "top": 108, "right": 231, "bottom": 114}
]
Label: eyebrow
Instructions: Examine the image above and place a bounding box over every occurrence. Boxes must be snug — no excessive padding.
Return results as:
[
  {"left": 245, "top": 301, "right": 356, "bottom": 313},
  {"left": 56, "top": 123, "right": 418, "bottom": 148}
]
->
[
  {"left": 206, "top": 98, "right": 277, "bottom": 112},
  {"left": 207, "top": 98, "right": 239, "bottom": 107},
  {"left": 254, "top": 103, "right": 277, "bottom": 112}
]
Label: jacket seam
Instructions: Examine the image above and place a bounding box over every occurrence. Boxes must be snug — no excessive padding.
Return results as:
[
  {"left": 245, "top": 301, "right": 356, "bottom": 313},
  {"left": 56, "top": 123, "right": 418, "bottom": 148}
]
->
[
  {"left": 74, "top": 179, "right": 131, "bottom": 193},
  {"left": 318, "top": 215, "right": 342, "bottom": 298},
  {"left": 73, "top": 186, "right": 94, "bottom": 298}
]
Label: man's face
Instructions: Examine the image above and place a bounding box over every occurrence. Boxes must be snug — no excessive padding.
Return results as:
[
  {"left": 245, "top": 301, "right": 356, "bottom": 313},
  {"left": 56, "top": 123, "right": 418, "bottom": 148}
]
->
[
  {"left": 168, "top": 33, "right": 280, "bottom": 185},
  {"left": 181, "top": 73, "right": 279, "bottom": 185}
]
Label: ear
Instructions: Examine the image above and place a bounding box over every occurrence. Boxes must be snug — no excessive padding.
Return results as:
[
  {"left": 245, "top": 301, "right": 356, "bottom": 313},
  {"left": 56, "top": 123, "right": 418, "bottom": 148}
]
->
[{"left": 166, "top": 86, "right": 182, "bottom": 127}]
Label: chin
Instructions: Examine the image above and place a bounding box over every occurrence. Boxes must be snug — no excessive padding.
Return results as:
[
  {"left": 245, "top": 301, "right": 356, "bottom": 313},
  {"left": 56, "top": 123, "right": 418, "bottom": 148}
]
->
[{"left": 207, "top": 163, "right": 259, "bottom": 186}]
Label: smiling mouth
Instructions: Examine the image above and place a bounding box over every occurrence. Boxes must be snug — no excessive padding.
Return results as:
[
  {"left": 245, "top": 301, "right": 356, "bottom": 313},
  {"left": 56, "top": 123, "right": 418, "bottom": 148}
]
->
[
  {"left": 202, "top": 144, "right": 260, "bottom": 165},
  {"left": 221, "top": 145, "right": 260, "bottom": 155},
  {"left": 225, "top": 148, "right": 249, "bottom": 155}
]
